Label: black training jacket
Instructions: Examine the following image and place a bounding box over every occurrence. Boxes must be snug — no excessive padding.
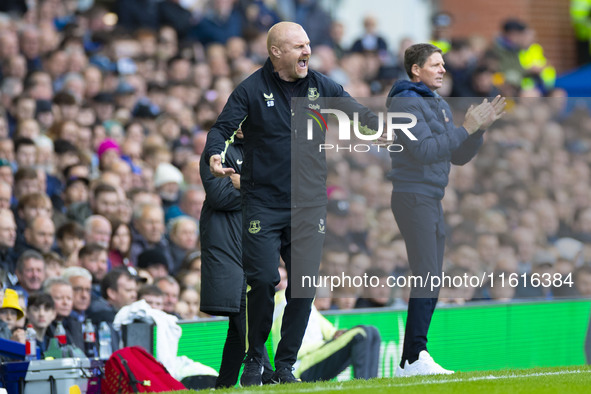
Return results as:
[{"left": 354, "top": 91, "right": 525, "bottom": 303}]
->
[{"left": 204, "top": 58, "right": 378, "bottom": 208}]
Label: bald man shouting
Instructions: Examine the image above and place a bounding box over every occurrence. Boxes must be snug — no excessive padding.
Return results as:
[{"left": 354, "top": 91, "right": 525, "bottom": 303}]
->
[{"left": 204, "top": 22, "right": 379, "bottom": 386}]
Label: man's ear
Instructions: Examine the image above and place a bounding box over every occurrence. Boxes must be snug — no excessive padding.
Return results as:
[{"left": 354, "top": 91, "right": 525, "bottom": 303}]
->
[
  {"left": 271, "top": 45, "right": 281, "bottom": 59},
  {"left": 411, "top": 64, "right": 421, "bottom": 79},
  {"left": 106, "top": 287, "right": 116, "bottom": 302},
  {"left": 24, "top": 227, "right": 31, "bottom": 243}
]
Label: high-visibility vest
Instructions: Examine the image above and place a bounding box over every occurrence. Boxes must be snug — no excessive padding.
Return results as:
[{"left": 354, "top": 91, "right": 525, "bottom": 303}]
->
[
  {"left": 430, "top": 39, "right": 451, "bottom": 54},
  {"left": 519, "top": 43, "right": 556, "bottom": 89},
  {"left": 571, "top": 0, "right": 591, "bottom": 40}
]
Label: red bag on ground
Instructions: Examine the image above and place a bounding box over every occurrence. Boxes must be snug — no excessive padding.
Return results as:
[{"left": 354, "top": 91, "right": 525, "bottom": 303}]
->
[{"left": 102, "top": 346, "right": 186, "bottom": 393}]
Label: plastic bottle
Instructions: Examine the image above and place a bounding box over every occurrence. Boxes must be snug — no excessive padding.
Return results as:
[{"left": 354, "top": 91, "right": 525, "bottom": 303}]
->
[
  {"left": 98, "top": 322, "right": 112, "bottom": 360},
  {"left": 83, "top": 319, "right": 97, "bottom": 358},
  {"left": 25, "top": 324, "right": 37, "bottom": 361},
  {"left": 55, "top": 321, "right": 67, "bottom": 346}
]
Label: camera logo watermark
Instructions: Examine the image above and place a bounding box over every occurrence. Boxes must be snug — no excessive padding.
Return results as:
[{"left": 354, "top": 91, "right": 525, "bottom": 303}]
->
[{"left": 305, "top": 107, "right": 418, "bottom": 152}]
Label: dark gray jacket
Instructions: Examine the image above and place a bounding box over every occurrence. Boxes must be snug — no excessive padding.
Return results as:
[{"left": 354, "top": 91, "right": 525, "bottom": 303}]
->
[{"left": 387, "top": 80, "right": 485, "bottom": 199}]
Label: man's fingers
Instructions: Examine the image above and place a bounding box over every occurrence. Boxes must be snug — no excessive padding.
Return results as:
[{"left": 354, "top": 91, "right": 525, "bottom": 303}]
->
[
  {"left": 209, "top": 155, "right": 235, "bottom": 177},
  {"left": 213, "top": 167, "right": 235, "bottom": 178}
]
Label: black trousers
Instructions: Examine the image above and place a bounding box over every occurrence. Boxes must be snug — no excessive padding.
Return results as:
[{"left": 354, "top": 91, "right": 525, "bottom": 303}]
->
[
  {"left": 298, "top": 325, "right": 381, "bottom": 382},
  {"left": 242, "top": 204, "right": 326, "bottom": 369},
  {"left": 391, "top": 192, "right": 445, "bottom": 366},
  {"left": 215, "top": 280, "right": 273, "bottom": 388}
]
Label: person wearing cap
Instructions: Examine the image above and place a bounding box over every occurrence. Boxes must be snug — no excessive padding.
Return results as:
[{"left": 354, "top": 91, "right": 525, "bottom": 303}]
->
[
  {"left": 137, "top": 248, "right": 170, "bottom": 282},
  {"left": 97, "top": 138, "right": 121, "bottom": 172},
  {"left": 92, "top": 92, "right": 115, "bottom": 123},
  {"left": 387, "top": 43, "right": 505, "bottom": 377},
  {"left": 0, "top": 288, "right": 25, "bottom": 334},
  {"left": 113, "top": 81, "right": 137, "bottom": 110},
  {"left": 62, "top": 175, "right": 90, "bottom": 208},
  {"left": 324, "top": 199, "right": 356, "bottom": 254},
  {"left": 35, "top": 99, "right": 54, "bottom": 130},
  {"left": 153, "top": 162, "right": 184, "bottom": 210}
]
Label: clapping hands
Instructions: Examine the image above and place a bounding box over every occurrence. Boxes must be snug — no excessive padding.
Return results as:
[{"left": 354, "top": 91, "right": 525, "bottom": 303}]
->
[{"left": 463, "top": 95, "right": 506, "bottom": 134}]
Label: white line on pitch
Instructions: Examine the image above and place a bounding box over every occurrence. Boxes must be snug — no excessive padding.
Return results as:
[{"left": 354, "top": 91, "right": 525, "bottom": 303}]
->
[{"left": 236, "top": 369, "right": 591, "bottom": 393}]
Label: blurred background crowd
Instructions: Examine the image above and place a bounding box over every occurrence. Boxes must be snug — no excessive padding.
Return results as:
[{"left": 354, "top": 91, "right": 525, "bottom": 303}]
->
[{"left": 0, "top": 0, "right": 591, "bottom": 346}]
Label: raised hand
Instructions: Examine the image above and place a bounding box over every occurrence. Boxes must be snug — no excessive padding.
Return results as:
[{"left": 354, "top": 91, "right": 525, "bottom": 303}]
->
[
  {"left": 209, "top": 154, "right": 236, "bottom": 178},
  {"left": 463, "top": 99, "right": 494, "bottom": 135},
  {"left": 481, "top": 95, "right": 506, "bottom": 129}
]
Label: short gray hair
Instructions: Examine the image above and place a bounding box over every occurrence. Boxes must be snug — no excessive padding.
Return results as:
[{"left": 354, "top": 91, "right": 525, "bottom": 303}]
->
[
  {"left": 16, "top": 249, "right": 44, "bottom": 273},
  {"left": 43, "top": 276, "right": 72, "bottom": 293},
  {"left": 62, "top": 266, "right": 92, "bottom": 282}
]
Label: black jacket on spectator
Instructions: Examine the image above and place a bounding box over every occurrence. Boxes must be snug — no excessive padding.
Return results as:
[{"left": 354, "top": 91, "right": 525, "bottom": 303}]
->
[
  {"left": 0, "top": 0, "right": 27, "bottom": 17},
  {"left": 199, "top": 137, "right": 243, "bottom": 316},
  {"left": 117, "top": 0, "right": 160, "bottom": 32},
  {"left": 129, "top": 229, "right": 175, "bottom": 273},
  {"left": 169, "top": 242, "right": 188, "bottom": 276},
  {"left": 87, "top": 295, "right": 116, "bottom": 326},
  {"left": 158, "top": 0, "right": 193, "bottom": 41},
  {"left": 0, "top": 247, "right": 17, "bottom": 286},
  {"left": 66, "top": 201, "right": 92, "bottom": 225},
  {"left": 48, "top": 315, "right": 84, "bottom": 351}
]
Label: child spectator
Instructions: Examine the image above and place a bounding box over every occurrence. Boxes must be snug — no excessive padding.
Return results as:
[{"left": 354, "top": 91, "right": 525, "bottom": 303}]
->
[
  {"left": 0, "top": 288, "right": 26, "bottom": 343},
  {"left": 55, "top": 221, "right": 85, "bottom": 266},
  {"left": 138, "top": 284, "right": 165, "bottom": 310},
  {"left": 177, "top": 286, "right": 205, "bottom": 320},
  {"left": 26, "top": 292, "right": 57, "bottom": 351}
]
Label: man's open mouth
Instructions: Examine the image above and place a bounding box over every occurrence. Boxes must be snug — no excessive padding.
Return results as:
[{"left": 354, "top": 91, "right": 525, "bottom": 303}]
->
[{"left": 298, "top": 59, "right": 308, "bottom": 67}]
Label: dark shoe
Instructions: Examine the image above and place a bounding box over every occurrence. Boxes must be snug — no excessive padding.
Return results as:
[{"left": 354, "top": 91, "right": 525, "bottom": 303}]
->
[
  {"left": 240, "top": 357, "right": 263, "bottom": 387},
  {"left": 270, "top": 367, "right": 300, "bottom": 384},
  {"left": 262, "top": 367, "right": 274, "bottom": 385}
]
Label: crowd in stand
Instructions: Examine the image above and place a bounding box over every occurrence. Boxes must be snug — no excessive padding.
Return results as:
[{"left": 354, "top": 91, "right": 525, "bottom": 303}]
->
[{"left": 0, "top": 0, "right": 591, "bottom": 348}]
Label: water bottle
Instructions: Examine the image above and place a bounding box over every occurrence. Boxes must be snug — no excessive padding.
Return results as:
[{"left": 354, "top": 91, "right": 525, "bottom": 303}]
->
[
  {"left": 25, "top": 324, "right": 37, "bottom": 361},
  {"left": 83, "top": 319, "right": 97, "bottom": 358},
  {"left": 55, "top": 321, "right": 67, "bottom": 346},
  {"left": 98, "top": 322, "right": 112, "bottom": 360}
]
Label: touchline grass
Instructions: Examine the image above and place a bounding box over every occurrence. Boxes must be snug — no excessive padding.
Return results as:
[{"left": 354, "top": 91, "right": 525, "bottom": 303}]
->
[{"left": 166, "top": 365, "right": 591, "bottom": 393}]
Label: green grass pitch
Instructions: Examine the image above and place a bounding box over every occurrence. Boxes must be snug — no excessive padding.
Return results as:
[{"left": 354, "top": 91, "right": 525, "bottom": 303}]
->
[{"left": 166, "top": 365, "right": 591, "bottom": 393}]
